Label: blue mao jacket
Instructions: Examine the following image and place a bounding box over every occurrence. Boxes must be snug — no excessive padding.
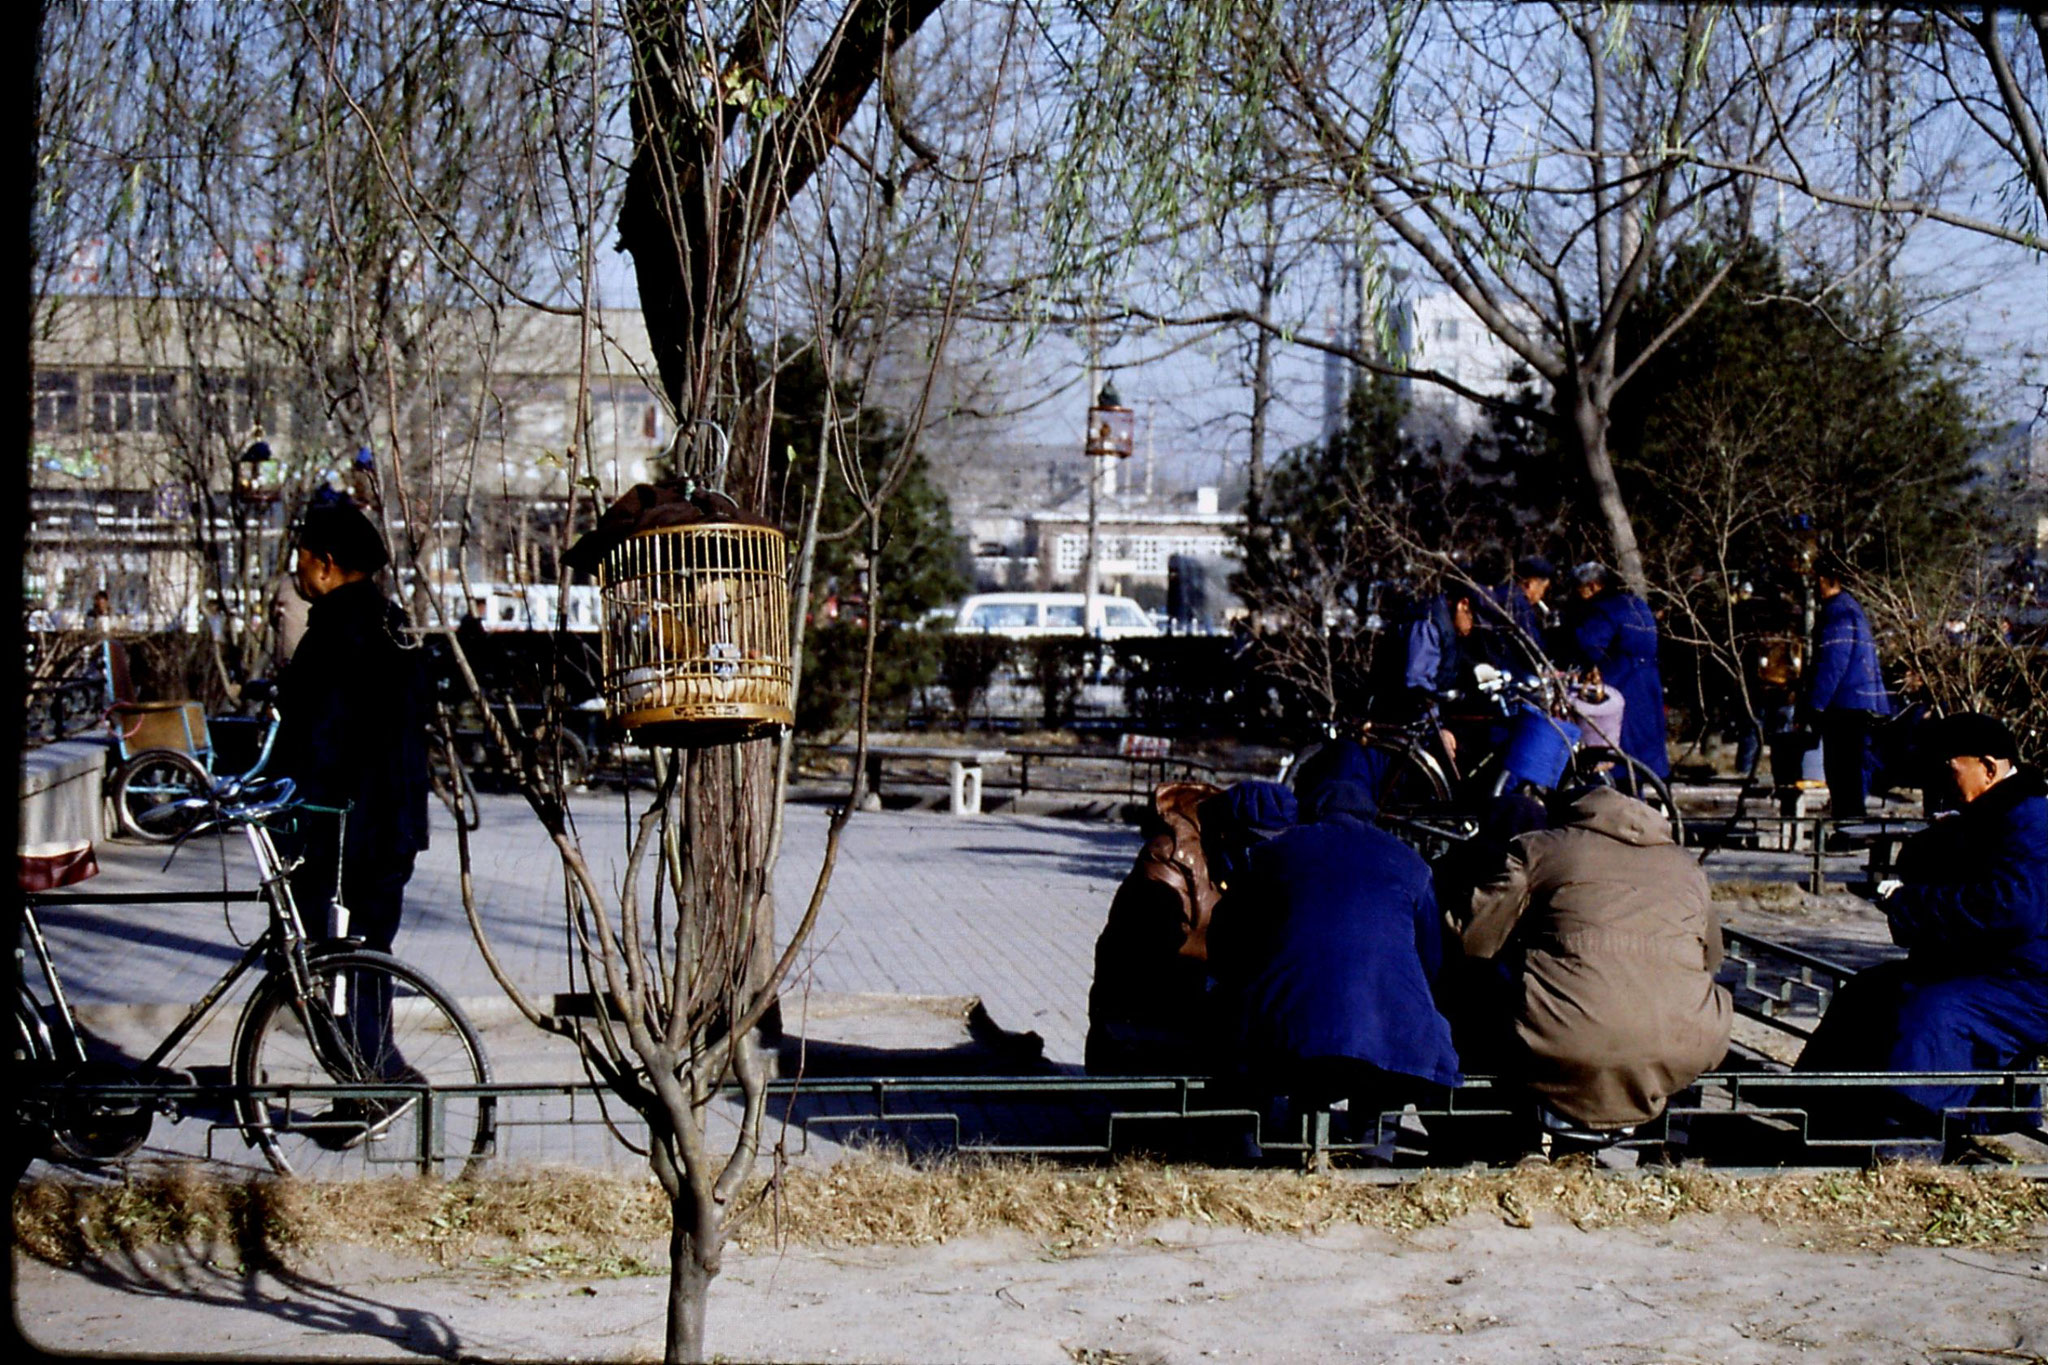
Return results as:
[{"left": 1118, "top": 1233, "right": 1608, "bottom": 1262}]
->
[
  {"left": 1805, "top": 589, "right": 1892, "bottom": 716},
  {"left": 1569, "top": 590, "right": 1671, "bottom": 780},
  {"left": 1209, "top": 743, "right": 1461, "bottom": 1087},
  {"left": 1889, "top": 768, "right": 2048, "bottom": 978}
]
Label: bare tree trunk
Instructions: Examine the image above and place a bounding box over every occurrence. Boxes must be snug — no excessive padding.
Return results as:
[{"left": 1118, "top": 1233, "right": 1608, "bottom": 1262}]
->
[
  {"left": 1572, "top": 385, "right": 1645, "bottom": 592},
  {"left": 666, "top": 1210, "right": 713, "bottom": 1363},
  {"left": 1246, "top": 188, "right": 1277, "bottom": 525}
]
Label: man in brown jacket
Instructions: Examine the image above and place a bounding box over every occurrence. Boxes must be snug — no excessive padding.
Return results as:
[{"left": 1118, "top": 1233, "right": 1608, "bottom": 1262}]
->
[{"left": 1451, "top": 787, "right": 1731, "bottom": 1133}]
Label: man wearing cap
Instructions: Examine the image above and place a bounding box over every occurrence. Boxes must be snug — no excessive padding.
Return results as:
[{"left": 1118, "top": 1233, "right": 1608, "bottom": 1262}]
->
[
  {"left": 1484, "top": 556, "right": 1555, "bottom": 668},
  {"left": 277, "top": 500, "right": 431, "bottom": 953},
  {"left": 273, "top": 501, "right": 432, "bottom": 1137},
  {"left": 1797, "top": 712, "right": 2048, "bottom": 1139},
  {"left": 1801, "top": 562, "right": 1892, "bottom": 819},
  {"left": 1208, "top": 739, "right": 1461, "bottom": 1139},
  {"left": 1565, "top": 564, "right": 1670, "bottom": 781}
]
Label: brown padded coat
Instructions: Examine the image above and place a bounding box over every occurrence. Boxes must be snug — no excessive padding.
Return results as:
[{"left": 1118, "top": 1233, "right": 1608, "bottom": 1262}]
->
[{"left": 1456, "top": 788, "right": 1732, "bottom": 1129}]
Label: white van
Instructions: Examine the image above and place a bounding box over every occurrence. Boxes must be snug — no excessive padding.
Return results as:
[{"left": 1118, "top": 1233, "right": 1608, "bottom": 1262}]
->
[{"left": 952, "top": 592, "right": 1160, "bottom": 639}]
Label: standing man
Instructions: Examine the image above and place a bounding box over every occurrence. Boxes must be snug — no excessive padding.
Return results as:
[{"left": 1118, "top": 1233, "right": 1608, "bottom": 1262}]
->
[
  {"left": 1567, "top": 564, "right": 1671, "bottom": 781},
  {"left": 1802, "top": 560, "right": 1891, "bottom": 819},
  {"left": 1483, "top": 555, "right": 1555, "bottom": 671},
  {"left": 1395, "top": 584, "right": 1479, "bottom": 765},
  {"left": 273, "top": 500, "right": 432, "bottom": 1142},
  {"left": 1798, "top": 714, "right": 2048, "bottom": 1143},
  {"left": 276, "top": 499, "right": 431, "bottom": 956}
]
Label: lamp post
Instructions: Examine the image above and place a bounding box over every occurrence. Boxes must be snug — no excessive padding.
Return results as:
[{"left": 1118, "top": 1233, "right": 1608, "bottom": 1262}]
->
[{"left": 1083, "top": 378, "right": 1134, "bottom": 638}]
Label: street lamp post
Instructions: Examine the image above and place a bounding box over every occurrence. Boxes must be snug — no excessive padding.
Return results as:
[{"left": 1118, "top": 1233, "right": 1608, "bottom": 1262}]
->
[{"left": 1083, "top": 378, "right": 1134, "bottom": 640}]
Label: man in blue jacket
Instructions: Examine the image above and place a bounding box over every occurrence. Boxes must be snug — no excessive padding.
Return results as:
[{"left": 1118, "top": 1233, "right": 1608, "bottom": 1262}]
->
[
  {"left": 1566, "top": 564, "right": 1670, "bottom": 781},
  {"left": 1481, "top": 555, "right": 1555, "bottom": 673},
  {"left": 1801, "top": 562, "right": 1892, "bottom": 819},
  {"left": 1208, "top": 740, "right": 1461, "bottom": 1129},
  {"left": 1797, "top": 713, "right": 2048, "bottom": 1139},
  {"left": 1394, "top": 586, "right": 1479, "bottom": 767}
]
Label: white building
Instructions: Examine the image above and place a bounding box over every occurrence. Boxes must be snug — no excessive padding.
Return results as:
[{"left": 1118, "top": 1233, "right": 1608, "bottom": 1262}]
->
[{"left": 1322, "top": 262, "right": 1548, "bottom": 449}]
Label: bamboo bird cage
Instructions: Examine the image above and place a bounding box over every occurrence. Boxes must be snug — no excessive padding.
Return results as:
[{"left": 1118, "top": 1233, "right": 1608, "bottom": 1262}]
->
[{"left": 597, "top": 520, "right": 794, "bottom": 747}]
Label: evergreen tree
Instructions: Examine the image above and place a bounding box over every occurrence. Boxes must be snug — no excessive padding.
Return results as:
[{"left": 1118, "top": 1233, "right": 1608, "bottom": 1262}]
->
[{"left": 767, "top": 344, "right": 968, "bottom": 733}]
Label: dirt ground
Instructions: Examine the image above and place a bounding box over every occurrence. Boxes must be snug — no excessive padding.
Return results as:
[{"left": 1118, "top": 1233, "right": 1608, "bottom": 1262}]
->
[{"left": 15, "top": 1211, "right": 2048, "bottom": 1364}]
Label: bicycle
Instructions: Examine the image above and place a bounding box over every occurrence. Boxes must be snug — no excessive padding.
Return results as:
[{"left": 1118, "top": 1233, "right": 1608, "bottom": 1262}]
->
[
  {"left": 15, "top": 776, "right": 495, "bottom": 1180},
  {"left": 106, "top": 684, "right": 280, "bottom": 844},
  {"left": 1282, "top": 669, "right": 1683, "bottom": 859},
  {"left": 109, "top": 681, "right": 483, "bottom": 841}
]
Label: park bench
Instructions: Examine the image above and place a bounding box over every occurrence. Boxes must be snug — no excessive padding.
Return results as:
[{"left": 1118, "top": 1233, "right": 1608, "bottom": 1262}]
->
[{"left": 814, "top": 744, "right": 1010, "bottom": 816}]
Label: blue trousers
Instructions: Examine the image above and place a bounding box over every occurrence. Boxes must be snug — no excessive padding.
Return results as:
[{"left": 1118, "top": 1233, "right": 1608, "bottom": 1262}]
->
[{"left": 1798, "top": 959, "right": 2048, "bottom": 1133}]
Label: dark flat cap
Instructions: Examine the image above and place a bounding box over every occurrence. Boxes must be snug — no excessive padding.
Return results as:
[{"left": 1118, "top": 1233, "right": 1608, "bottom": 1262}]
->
[
  {"left": 1514, "top": 555, "right": 1556, "bottom": 581},
  {"left": 297, "top": 501, "right": 390, "bottom": 573},
  {"left": 1929, "top": 712, "right": 2020, "bottom": 763}
]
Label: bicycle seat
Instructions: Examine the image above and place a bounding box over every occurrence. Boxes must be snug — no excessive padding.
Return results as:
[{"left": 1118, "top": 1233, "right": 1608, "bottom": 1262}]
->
[{"left": 215, "top": 777, "right": 299, "bottom": 822}]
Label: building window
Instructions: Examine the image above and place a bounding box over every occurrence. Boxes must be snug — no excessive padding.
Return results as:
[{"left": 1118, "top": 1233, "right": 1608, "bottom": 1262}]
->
[
  {"left": 34, "top": 371, "right": 80, "bottom": 434},
  {"left": 198, "top": 374, "right": 273, "bottom": 435},
  {"left": 91, "top": 372, "right": 176, "bottom": 434},
  {"left": 1056, "top": 533, "right": 1087, "bottom": 574},
  {"left": 593, "top": 381, "right": 664, "bottom": 448}
]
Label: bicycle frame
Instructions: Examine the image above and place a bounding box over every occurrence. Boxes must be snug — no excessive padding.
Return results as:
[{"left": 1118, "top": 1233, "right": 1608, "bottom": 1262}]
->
[{"left": 21, "top": 804, "right": 332, "bottom": 1084}]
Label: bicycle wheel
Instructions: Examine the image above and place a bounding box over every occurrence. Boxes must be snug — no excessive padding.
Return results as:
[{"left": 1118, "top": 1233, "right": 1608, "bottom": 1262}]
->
[
  {"left": 1283, "top": 733, "right": 1454, "bottom": 803},
  {"left": 232, "top": 949, "right": 494, "bottom": 1178},
  {"left": 11, "top": 995, "right": 56, "bottom": 1182},
  {"left": 109, "top": 749, "right": 211, "bottom": 843},
  {"left": 1567, "top": 747, "right": 1685, "bottom": 846}
]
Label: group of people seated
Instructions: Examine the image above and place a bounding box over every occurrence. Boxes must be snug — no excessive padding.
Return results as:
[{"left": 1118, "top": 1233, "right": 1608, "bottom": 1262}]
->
[{"left": 1087, "top": 712, "right": 2048, "bottom": 1161}]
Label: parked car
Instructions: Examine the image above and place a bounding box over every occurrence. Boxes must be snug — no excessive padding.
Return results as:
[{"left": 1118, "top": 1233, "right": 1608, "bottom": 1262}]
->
[{"left": 950, "top": 592, "right": 1161, "bottom": 640}]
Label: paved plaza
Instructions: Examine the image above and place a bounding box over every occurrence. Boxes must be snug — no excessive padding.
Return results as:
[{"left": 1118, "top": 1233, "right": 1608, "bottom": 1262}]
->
[{"left": 35, "top": 791, "right": 1137, "bottom": 1067}]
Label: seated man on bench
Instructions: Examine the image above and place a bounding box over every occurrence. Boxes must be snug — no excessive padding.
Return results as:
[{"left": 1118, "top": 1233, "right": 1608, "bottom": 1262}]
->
[{"left": 1798, "top": 713, "right": 2048, "bottom": 1143}]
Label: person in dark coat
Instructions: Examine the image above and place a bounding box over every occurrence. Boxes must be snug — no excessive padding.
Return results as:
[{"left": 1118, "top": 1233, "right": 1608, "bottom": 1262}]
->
[
  {"left": 1480, "top": 556, "right": 1555, "bottom": 674},
  {"left": 273, "top": 501, "right": 433, "bottom": 1133},
  {"left": 1800, "top": 563, "right": 1892, "bottom": 819},
  {"left": 1209, "top": 740, "right": 1461, "bottom": 1124},
  {"left": 1797, "top": 713, "right": 2048, "bottom": 1139},
  {"left": 1565, "top": 563, "right": 1670, "bottom": 781},
  {"left": 1085, "top": 779, "right": 1297, "bottom": 1075}
]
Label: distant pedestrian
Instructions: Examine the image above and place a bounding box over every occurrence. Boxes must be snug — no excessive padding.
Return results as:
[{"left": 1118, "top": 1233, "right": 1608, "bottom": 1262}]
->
[
  {"left": 1801, "top": 560, "right": 1892, "bottom": 819},
  {"left": 1565, "top": 564, "right": 1670, "bottom": 781}
]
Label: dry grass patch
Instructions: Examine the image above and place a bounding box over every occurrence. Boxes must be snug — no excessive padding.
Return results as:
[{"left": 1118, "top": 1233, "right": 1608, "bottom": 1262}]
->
[{"left": 16, "top": 1157, "right": 2046, "bottom": 1276}]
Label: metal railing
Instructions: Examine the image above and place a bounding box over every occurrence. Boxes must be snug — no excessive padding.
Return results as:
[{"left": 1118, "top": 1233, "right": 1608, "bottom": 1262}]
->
[{"left": 24, "top": 1064, "right": 2046, "bottom": 1177}]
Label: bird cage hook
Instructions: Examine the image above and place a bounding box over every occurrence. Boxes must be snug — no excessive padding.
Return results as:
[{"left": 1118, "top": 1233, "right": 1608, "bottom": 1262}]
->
[{"left": 679, "top": 417, "right": 730, "bottom": 497}]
